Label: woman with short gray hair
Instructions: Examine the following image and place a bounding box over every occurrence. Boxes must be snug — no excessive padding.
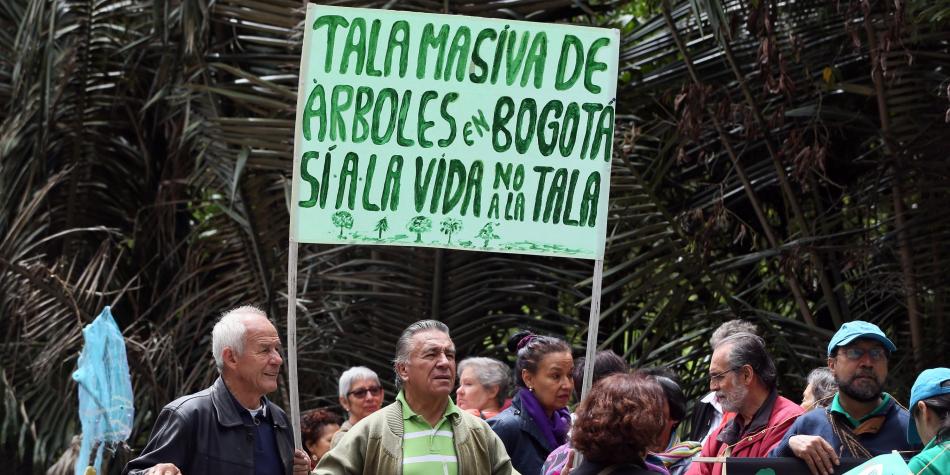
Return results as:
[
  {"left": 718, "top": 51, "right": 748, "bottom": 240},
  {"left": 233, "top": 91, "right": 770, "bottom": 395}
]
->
[
  {"left": 330, "top": 366, "right": 383, "bottom": 448},
  {"left": 456, "top": 357, "right": 511, "bottom": 419}
]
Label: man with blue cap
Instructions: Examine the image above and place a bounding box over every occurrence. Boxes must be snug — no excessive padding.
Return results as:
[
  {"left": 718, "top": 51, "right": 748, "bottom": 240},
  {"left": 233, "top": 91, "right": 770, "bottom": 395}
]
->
[
  {"left": 769, "top": 321, "right": 917, "bottom": 475},
  {"left": 906, "top": 367, "right": 950, "bottom": 474}
]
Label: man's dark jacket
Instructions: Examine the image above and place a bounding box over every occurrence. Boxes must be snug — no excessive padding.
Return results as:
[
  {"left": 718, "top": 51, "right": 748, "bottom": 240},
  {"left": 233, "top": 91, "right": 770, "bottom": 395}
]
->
[{"left": 123, "top": 377, "right": 294, "bottom": 475}]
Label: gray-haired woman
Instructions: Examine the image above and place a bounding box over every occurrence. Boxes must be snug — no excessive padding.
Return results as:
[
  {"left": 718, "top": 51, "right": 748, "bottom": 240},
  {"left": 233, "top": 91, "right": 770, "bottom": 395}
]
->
[
  {"left": 801, "top": 367, "right": 837, "bottom": 410},
  {"left": 330, "top": 366, "right": 383, "bottom": 448},
  {"left": 456, "top": 357, "right": 511, "bottom": 419}
]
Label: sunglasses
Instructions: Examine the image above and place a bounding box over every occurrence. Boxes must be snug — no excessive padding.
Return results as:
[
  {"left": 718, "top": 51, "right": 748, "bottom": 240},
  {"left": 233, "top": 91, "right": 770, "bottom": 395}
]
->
[
  {"left": 347, "top": 386, "right": 382, "bottom": 399},
  {"left": 839, "top": 347, "right": 888, "bottom": 362},
  {"left": 708, "top": 366, "right": 741, "bottom": 384}
]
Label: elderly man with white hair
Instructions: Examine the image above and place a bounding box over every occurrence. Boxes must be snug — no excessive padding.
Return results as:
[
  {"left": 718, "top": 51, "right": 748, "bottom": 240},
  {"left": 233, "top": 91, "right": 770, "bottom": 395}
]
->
[{"left": 123, "top": 306, "right": 310, "bottom": 475}]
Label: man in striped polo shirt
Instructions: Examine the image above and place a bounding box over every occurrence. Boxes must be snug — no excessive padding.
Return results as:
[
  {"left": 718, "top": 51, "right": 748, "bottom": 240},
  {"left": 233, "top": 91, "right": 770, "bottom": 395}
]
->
[{"left": 316, "top": 320, "right": 517, "bottom": 475}]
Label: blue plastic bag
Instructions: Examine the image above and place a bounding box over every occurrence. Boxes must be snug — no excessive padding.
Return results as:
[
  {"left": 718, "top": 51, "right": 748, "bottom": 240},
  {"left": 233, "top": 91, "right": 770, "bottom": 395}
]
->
[{"left": 72, "top": 306, "right": 134, "bottom": 475}]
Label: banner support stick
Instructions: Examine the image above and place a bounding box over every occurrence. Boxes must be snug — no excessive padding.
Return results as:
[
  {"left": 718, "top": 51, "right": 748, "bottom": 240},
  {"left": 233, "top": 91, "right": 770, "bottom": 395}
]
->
[
  {"left": 287, "top": 239, "right": 302, "bottom": 450},
  {"left": 579, "top": 258, "right": 604, "bottom": 401},
  {"left": 573, "top": 258, "right": 604, "bottom": 469}
]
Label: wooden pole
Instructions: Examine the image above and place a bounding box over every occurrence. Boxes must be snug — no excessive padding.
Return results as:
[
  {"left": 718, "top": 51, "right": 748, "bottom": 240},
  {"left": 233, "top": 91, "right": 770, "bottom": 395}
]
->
[
  {"left": 580, "top": 258, "right": 604, "bottom": 400},
  {"left": 573, "top": 258, "right": 604, "bottom": 469},
  {"left": 286, "top": 3, "right": 313, "bottom": 450},
  {"left": 287, "top": 239, "right": 302, "bottom": 449}
]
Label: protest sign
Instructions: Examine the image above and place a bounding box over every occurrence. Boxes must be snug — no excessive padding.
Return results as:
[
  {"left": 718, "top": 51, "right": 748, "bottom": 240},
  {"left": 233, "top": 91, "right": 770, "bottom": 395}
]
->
[
  {"left": 723, "top": 457, "right": 865, "bottom": 475},
  {"left": 843, "top": 453, "right": 912, "bottom": 475},
  {"left": 291, "top": 5, "right": 620, "bottom": 259},
  {"left": 286, "top": 4, "right": 620, "bottom": 449}
]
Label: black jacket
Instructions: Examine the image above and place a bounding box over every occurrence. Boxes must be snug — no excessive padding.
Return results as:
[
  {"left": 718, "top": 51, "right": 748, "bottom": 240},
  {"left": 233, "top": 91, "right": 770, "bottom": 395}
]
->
[
  {"left": 685, "top": 397, "right": 720, "bottom": 443},
  {"left": 488, "top": 393, "right": 557, "bottom": 475},
  {"left": 123, "top": 377, "right": 295, "bottom": 475}
]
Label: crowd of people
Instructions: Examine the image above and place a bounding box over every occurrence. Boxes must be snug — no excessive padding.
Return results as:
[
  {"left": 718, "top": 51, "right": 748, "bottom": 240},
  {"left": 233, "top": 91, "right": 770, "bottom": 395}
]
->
[{"left": 122, "top": 306, "right": 949, "bottom": 475}]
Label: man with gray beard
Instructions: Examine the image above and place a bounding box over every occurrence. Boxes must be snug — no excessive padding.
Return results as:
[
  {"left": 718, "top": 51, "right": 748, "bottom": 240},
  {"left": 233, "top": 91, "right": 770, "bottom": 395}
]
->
[
  {"left": 686, "top": 319, "right": 761, "bottom": 445},
  {"left": 685, "top": 333, "right": 804, "bottom": 475},
  {"left": 769, "top": 321, "right": 918, "bottom": 475}
]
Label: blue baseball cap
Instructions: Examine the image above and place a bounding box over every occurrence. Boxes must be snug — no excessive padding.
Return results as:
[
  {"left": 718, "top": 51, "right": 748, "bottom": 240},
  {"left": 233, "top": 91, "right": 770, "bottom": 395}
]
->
[
  {"left": 826, "top": 321, "right": 897, "bottom": 357},
  {"left": 907, "top": 367, "right": 950, "bottom": 444}
]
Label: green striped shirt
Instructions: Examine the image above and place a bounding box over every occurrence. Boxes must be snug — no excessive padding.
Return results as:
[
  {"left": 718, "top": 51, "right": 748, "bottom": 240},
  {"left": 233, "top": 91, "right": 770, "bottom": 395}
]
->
[{"left": 397, "top": 391, "right": 459, "bottom": 475}]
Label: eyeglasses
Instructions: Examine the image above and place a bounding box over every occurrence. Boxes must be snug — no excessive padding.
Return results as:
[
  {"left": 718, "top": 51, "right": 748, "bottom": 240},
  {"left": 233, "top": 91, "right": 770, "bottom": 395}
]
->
[
  {"left": 708, "top": 367, "right": 741, "bottom": 384},
  {"left": 347, "top": 386, "right": 382, "bottom": 399},
  {"left": 839, "top": 347, "right": 888, "bottom": 362}
]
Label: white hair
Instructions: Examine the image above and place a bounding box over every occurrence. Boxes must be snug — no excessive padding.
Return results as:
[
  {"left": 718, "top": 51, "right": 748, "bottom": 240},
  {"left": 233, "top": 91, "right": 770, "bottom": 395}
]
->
[
  {"left": 338, "top": 366, "right": 381, "bottom": 398},
  {"left": 212, "top": 305, "right": 267, "bottom": 372},
  {"left": 710, "top": 319, "right": 760, "bottom": 347}
]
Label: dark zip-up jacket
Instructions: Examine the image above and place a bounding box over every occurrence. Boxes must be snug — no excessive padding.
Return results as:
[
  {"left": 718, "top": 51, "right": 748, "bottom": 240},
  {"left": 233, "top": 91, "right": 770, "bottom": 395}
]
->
[
  {"left": 489, "top": 393, "right": 560, "bottom": 475},
  {"left": 123, "top": 377, "right": 295, "bottom": 475}
]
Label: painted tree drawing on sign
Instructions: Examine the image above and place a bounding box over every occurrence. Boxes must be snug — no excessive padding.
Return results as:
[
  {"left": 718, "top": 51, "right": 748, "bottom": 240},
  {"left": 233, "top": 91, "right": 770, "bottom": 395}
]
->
[
  {"left": 408, "top": 216, "right": 432, "bottom": 243},
  {"left": 440, "top": 218, "right": 462, "bottom": 244},
  {"left": 332, "top": 211, "right": 353, "bottom": 238},
  {"left": 476, "top": 222, "right": 500, "bottom": 248},
  {"left": 374, "top": 217, "right": 389, "bottom": 240}
]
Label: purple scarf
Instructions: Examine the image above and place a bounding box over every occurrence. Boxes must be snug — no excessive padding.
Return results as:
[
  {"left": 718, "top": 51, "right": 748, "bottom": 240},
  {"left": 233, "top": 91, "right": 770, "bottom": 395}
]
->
[{"left": 518, "top": 388, "right": 571, "bottom": 448}]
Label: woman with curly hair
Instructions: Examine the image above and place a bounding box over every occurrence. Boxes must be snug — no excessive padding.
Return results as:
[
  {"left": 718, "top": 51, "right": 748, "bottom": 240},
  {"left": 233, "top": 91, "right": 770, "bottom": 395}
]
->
[
  {"left": 300, "top": 408, "right": 342, "bottom": 468},
  {"left": 570, "top": 373, "right": 670, "bottom": 475},
  {"left": 541, "top": 350, "right": 628, "bottom": 475}
]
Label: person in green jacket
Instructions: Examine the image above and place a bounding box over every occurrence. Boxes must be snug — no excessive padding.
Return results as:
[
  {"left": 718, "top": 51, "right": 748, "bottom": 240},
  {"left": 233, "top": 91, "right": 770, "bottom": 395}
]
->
[
  {"left": 907, "top": 367, "right": 950, "bottom": 475},
  {"left": 315, "top": 320, "right": 518, "bottom": 475}
]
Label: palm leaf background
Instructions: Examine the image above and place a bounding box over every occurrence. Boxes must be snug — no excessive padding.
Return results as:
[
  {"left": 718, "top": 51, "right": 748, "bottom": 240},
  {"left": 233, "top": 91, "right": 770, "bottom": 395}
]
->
[{"left": 2, "top": 0, "right": 948, "bottom": 472}]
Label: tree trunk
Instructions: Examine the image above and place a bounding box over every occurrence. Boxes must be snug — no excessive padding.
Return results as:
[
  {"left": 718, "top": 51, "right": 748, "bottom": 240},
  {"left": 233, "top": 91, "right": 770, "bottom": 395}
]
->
[{"left": 862, "top": 8, "right": 923, "bottom": 370}]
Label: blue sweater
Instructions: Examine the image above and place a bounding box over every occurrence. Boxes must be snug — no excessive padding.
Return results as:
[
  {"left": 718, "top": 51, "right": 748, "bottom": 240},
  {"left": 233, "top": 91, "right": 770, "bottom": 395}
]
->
[{"left": 769, "top": 398, "right": 915, "bottom": 458}]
